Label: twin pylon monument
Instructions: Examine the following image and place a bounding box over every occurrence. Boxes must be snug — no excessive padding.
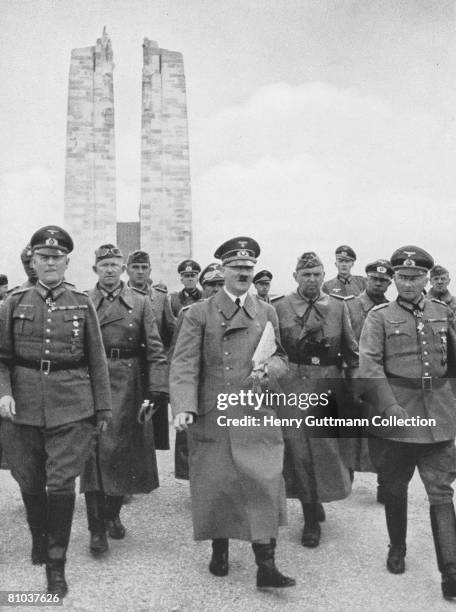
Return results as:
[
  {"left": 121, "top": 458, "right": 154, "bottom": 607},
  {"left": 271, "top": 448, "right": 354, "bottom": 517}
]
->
[{"left": 64, "top": 28, "right": 192, "bottom": 288}]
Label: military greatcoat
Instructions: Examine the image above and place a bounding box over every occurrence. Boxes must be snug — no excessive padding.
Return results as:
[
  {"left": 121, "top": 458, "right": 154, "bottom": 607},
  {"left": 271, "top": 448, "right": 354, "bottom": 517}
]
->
[
  {"left": 81, "top": 283, "right": 168, "bottom": 496},
  {"left": 170, "top": 290, "right": 288, "bottom": 542},
  {"left": 274, "top": 290, "right": 358, "bottom": 502}
]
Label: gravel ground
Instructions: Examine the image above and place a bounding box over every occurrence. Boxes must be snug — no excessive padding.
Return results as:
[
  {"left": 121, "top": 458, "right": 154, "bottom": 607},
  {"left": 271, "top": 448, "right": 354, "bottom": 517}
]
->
[{"left": 1, "top": 436, "right": 455, "bottom": 612}]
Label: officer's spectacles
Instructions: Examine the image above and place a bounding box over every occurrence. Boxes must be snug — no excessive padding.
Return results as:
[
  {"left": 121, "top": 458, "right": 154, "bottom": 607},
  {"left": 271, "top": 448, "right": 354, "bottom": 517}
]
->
[{"left": 96, "top": 247, "right": 122, "bottom": 257}]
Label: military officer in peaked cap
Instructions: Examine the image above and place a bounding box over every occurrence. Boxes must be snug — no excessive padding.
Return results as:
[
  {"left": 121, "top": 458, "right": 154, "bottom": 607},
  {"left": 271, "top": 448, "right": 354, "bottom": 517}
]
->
[
  {"left": 359, "top": 246, "right": 456, "bottom": 598},
  {"left": 428, "top": 265, "right": 456, "bottom": 314},
  {"left": 126, "top": 249, "right": 175, "bottom": 450},
  {"left": 171, "top": 262, "right": 225, "bottom": 481},
  {"left": 80, "top": 244, "right": 168, "bottom": 554},
  {"left": 274, "top": 251, "right": 357, "bottom": 548},
  {"left": 169, "top": 259, "right": 202, "bottom": 318},
  {"left": 170, "top": 236, "right": 295, "bottom": 589},
  {"left": 322, "top": 245, "right": 367, "bottom": 297},
  {"left": 253, "top": 269, "right": 273, "bottom": 303},
  {"left": 345, "top": 259, "right": 394, "bottom": 500},
  {"left": 0, "top": 226, "right": 111, "bottom": 598}
]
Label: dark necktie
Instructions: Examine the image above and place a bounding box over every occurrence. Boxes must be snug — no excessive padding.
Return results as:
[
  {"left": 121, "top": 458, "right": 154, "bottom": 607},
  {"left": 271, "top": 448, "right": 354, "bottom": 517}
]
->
[{"left": 235, "top": 297, "right": 241, "bottom": 312}]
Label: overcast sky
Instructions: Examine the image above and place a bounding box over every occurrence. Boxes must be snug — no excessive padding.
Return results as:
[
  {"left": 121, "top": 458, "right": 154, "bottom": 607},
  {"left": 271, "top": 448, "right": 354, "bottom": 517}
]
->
[{"left": 1, "top": 0, "right": 455, "bottom": 290}]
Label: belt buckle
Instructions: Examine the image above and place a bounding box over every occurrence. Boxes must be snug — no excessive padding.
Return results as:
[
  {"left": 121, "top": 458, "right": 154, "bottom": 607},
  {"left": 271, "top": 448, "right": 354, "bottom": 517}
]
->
[
  {"left": 311, "top": 356, "right": 320, "bottom": 366},
  {"left": 110, "top": 348, "right": 120, "bottom": 360},
  {"left": 40, "top": 360, "right": 51, "bottom": 375},
  {"left": 422, "top": 376, "right": 432, "bottom": 391}
]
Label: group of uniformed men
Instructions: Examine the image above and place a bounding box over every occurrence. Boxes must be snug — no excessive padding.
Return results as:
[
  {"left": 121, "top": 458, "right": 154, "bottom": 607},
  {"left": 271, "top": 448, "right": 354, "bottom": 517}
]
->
[{"left": 1, "top": 227, "right": 456, "bottom": 601}]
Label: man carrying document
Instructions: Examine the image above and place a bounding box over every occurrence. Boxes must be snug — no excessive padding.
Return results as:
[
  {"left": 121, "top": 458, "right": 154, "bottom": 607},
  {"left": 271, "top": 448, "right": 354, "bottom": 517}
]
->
[{"left": 170, "top": 236, "right": 295, "bottom": 589}]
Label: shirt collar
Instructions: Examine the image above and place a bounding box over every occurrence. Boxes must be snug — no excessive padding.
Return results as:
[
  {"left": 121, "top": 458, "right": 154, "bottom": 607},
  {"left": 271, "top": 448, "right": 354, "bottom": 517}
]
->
[
  {"left": 337, "top": 274, "right": 352, "bottom": 285},
  {"left": 223, "top": 287, "right": 248, "bottom": 306}
]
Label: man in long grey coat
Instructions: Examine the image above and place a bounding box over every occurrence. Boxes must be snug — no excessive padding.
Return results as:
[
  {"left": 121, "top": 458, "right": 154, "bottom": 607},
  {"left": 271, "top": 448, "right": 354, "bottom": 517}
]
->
[
  {"left": 81, "top": 244, "right": 168, "bottom": 555},
  {"left": 274, "top": 251, "right": 358, "bottom": 548},
  {"left": 170, "top": 236, "right": 295, "bottom": 589}
]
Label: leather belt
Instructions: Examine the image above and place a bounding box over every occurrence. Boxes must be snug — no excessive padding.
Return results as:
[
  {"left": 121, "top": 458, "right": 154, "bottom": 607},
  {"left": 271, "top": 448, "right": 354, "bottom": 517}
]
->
[
  {"left": 106, "top": 348, "right": 141, "bottom": 360},
  {"left": 14, "top": 357, "right": 87, "bottom": 375},
  {"left": 386, "top": 372, "right": 448, "bottom": 391}
]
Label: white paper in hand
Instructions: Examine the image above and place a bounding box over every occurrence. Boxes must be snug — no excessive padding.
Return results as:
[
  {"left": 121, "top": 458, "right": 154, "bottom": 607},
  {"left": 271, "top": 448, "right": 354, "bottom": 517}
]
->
[{"left": 252, "top": 321, "right": 276, "bottom": 371}]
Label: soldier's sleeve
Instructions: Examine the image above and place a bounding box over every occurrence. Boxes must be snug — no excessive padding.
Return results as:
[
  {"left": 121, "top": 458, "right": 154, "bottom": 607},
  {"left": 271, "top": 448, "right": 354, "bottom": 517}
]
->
[
  {"left": 84, "top": 298, "right": 112, "bottom": 414},
  {"left": 359, "top": 309, "right": 400, "bottom": 415},
  {"left": 169, "top": 303, "right": 204, "bottom": 416},
  {"left": 168, "top": 308, "right": 187, "bottom": 360},
  {"left": 0, "top": 295, "right": 14, "bottom": 397},
  {"left": 341, "top": 301, "right": 359, "bottom": 369},
  {"left": 162, "top": 291, "right": 177, "bottom": 347},
  {"left": 142, "top": 297, "right": 169, "bottom": 394}
]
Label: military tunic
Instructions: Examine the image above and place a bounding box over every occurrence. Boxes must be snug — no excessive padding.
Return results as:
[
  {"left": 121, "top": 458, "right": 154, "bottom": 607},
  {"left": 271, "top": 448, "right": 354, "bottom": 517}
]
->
[
  {"left": 81, "top": 283, "right": 168, "bottom": 496},
  {"left": 274, "top": 290, "right": 358, "bottom": 502},
  {"left": 169, "top": 287, "right": 202, "bottom": 318},
  {"left": 322, "top": 275, "right": 367, "bottom": 297},
  {"left": 359, "top": 296, "right": 456, "bottom": 503},
  {"left": 0, "top": 282, "right": 111, "bottom": 493},
  {"left": 170, "top": 290, "right": 288, "bottom": 541}
]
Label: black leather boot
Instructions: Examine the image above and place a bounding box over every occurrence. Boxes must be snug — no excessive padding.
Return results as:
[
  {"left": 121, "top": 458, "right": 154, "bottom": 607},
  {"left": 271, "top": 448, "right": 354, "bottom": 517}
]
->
[
  {"left": 301, "top": 503, "right": 321, "bottom": 548},
  {"left": 209, "top": 538, "right": 229, "bottom": 577},
  {"left": 85, "top": 491, "right": 108, "bottom": 555},
  {"left": 105, "top": 495, "right": 125, "bottom": 539},
  {"left": 46, "top": 493, "right": 75, "bottom": 599},
  {"left": 385, "top": 493, "right": 407, "bottom": 574},
  {"left": 430, "top": 503, "right": 456, "bottom": 598},
  {"left": 252, "top": 540, "right": 296, "bottom": 588},
  {"left": 21, "top": 491, "right": 47, "bottom": 565}
]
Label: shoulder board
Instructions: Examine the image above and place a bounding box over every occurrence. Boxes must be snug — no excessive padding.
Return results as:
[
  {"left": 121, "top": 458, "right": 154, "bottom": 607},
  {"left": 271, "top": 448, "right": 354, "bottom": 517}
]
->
[
  {"left": 68, "top": 287, "right": 89, "bottom": 297},
  {"left": 430, "top": 298, "right": 447, "bottom": 307},
  {"left": 270, "top": 294, "right": 284, "bottom": 303},
  {"left": 371, "top": 302, "right": 389, "bottom": 311},
  {"left": 64, "top": 281, "right": 76, "bottom": 288},
  {"left": 330, "top": 293, "right": 346, "bottom": 300},
  {"left": 344, "top": 295, "right": 356, "bottom": 301},
  {"left": 131, "top": 287, "right": 147, "bottom": 296},
  {"left": 181, "top": 304, "right": 192, "bottom": 312},
  {"left": 153, "top": 285, "right": 167, "bottom": 294},
  {"left": 6, "top": 285, "right": 20, "bottom": 295},
  {"left": 10, "top": 286, "right": 30, "bottom": 295}
]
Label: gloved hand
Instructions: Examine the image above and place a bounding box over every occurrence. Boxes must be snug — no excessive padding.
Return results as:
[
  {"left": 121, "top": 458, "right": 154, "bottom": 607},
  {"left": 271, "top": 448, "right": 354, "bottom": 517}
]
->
[
  {"left": 96, "top": 410, "right": 111, "bottom": 434},
  {"left": 384, "top": 404, "right": 409, "bottom": 421},
  {"left": 173, "top": 412, "right": 195, "bottom": 431},
  {"left": 0, "top": 395, "right": 15, "bottom": 420}
]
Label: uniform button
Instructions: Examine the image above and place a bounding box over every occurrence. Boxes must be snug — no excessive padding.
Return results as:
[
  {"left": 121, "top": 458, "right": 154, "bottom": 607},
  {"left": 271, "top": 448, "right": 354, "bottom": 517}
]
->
[
  {"left": 224, "top": 352, "right": 229, "bottom": 355},
  {"left": 129, "top": 323, "right": 133, "bottom": 327},
  {"left": 73, "top": 315, "right": 77, "bottom": 319},
  {"left": 47, "top": 319, "right": 52, "bottom": 323},
  {"left": 395, "top": 330, "right": 399, "bottom": 334},
  {"left": 422, "top": 341, "right": 427, "bottom": 345},
  {"left": 225, "top": 366, "right": 230, "bottom": 370},
  {"left": 226, "top": 382, "right": 231, "bottom": 386},
  {"left": 45, "top": 350, "right": 50, "bottom": 355},
  {"left": 46, "top": 328, "right": 51, "bottom": 333},
  {"left": 424, "top": 372, "right": 430, "bottom": 376},
  {"left": 128, "top": 337, "right": 133, "bottom": 341},
  {"left": 20, "top": 314, "right": 24, "bottom": 319},
  {"left": 128, "top": 363, "right": 132, "bottom": 367},
  {"left": 423, "top": 351, "right": 428, "bottom": 355},
  {"left": 129, "top": 310, "right": 132, "bottom": 314},
  {"left": 221, "top": 323, "right": 226, "bottom": 327},
  {"left": 45, "top": 339, "right": 50, "bottom": 343},
  {"left": 424, "top": 362, "right": 429, "bottom": 366},
  {"left": 421, "top": 331, "right": 425, "bottom": 335}
]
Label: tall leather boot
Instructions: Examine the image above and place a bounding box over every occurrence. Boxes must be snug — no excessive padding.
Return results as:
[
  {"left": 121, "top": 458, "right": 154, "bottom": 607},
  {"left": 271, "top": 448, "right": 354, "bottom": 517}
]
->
[
  {"left": 21, "top": 491, "right": 47, "bottom": 565},
  {"left": 385, "top": 492, "right": 407, "bottom": 574},
  {"left": 85, "top": 491, "right": 108, "bottom": 555},
  {"left": 252, "top": 540, "right": 296, "bottom": 588},
  {"left": 104, "top": 495, "right": 125, "bottom": 539},
  {"left": 209, "top": 538, "right": 229, "bottom": 576},
  {"left": 430, "top": 503, "right": 456, "bottom": 598},
  {"left": 46, "top": 493, "right": 75, "bottom": 599},
  {"left": 301, "top": 502, "right": 321, "bottom": 548}
]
